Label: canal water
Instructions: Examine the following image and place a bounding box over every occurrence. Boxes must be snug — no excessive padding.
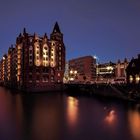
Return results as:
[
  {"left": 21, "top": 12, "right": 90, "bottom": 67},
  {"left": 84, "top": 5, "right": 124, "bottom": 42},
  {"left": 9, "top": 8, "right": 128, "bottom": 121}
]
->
[{"left": 0, "top": 87, "right": 140, "bottom": 140}]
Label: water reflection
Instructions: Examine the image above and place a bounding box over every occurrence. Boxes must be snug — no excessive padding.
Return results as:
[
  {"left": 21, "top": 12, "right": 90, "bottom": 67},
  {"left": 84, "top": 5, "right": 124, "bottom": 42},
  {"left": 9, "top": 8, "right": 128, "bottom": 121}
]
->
[
  {"left": 31, "top": 95, "right": 61, "bottom": 140},
  {"left": 128, "top": 106, "right": 140, "bottom": 140},
  {"left": 1, "top": 87, "right": 140, "bottom": 140},
  {"left": 67, "top": 96, "right": 78, "bottom": 128},
  {"left": 0, "top": 87, "right": 23, "bottom": 140}
]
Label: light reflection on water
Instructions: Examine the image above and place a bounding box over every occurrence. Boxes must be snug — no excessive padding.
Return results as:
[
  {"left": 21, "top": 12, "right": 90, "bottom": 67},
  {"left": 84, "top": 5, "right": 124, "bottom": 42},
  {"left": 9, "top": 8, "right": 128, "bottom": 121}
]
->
[
  {"left": 104, "top": 110, "right": 117, "bottom": 125},
  {"left": 67, "top": 96, "right": 78, "bottom": 128},
  {"left": 128, "top": 105, "right": 140, "bottom": 140},
  {"left": 0, "top": 87, "right": 140, "bottom": 140}
]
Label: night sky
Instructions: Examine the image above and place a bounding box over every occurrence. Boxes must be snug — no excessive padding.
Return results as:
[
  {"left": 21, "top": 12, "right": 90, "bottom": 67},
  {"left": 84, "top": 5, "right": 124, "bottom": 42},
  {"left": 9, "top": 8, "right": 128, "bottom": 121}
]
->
[{"left": 0, "top": 0, "right": 140, "bottom": 63}]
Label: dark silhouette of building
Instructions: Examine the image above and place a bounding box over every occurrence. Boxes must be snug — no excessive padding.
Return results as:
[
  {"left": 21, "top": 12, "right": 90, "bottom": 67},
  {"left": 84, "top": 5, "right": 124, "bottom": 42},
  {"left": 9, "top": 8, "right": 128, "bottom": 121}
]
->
[
  {"left": 126, "top": 54, "right": 140, "bottom": 84},
  {"left": 0, "top": 22, "right": 65, "bottom": 91}
]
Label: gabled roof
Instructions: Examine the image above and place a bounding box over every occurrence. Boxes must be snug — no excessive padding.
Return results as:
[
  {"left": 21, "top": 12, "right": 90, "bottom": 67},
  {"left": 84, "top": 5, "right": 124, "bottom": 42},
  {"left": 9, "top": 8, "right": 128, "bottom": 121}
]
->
[{"left": 126, "top": 57, "right": 140, "bottom": 73}]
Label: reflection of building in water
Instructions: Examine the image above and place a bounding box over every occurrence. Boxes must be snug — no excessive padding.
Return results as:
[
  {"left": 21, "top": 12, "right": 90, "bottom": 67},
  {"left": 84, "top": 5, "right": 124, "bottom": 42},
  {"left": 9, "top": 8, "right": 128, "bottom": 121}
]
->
[
  {"left": 31, "top": 96, "right": 61, "bottom": 140},
  {"left": 128, "top": 109, "right": 140, "bottom": 140},
  {"left": 15, "top": 94, "right": 24, "bottom": 133},
  {"left": 67, "top": 96, "right": 78, "bottom": 127}
]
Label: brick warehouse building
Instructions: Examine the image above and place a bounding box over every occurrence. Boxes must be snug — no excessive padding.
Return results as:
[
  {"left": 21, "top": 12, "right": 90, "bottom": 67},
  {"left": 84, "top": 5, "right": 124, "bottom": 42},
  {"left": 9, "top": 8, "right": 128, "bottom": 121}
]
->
[
  {"left": 0, "top": 22, "right": 65, "bottom": 91},
  {"left": 69, "top": 56, "right": 96, "bottom": 83}
]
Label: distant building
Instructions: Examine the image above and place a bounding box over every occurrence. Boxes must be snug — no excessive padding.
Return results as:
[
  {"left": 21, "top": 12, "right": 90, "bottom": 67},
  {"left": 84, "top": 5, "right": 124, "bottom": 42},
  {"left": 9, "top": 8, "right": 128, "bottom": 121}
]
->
[
  {"left": 0, "top": 54, "right": 7, "bottom": 84},
  {"left": 115, "top": 58, "right": 128, "bottom": 83},
  {"left": 69, "top": 56, "right": 96, "bottom": 83},
  {"left": 96, "top": 62, "right": 116, "bottom": 83},
  {"left": 0, "top": 22, "right": 66, "bottom": 91},
  {"left": 126, "top": 54, "right": 140, "bottom": 84}
]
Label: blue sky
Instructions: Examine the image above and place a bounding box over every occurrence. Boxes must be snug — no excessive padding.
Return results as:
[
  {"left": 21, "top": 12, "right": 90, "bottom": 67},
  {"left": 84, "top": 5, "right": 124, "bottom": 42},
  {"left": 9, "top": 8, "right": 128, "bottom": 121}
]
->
[{"left": 0, "top": 0, "right": 140, "bottom": 63}]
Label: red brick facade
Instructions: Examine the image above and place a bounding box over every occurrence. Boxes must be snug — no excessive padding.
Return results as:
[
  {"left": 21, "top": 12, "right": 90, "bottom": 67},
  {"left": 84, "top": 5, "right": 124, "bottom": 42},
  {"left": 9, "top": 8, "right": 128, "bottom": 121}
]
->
[
  {"left": 69, "top": 56, "right": 96, "bottom": 83},
  {"left": 0, "top": 22, "right": 65, "bottom": 91}
]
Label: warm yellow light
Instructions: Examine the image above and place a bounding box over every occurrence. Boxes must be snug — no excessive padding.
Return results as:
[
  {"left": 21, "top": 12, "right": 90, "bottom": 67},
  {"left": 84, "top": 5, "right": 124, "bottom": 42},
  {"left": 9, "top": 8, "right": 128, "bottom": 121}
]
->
[
  {"left": 70, "top": 77, "right": 74, "bottom": 81},
  {"left": 36, "top": 60, "right": 40, "bottom": 66},
  {"left": 130, "top": 75, "right": 133, "bottom": 83},
  {"left": 67, "top": 97, "right": 78, "bottom": 127},
  {"left": 128, "top": 110, "right": 140, "bottom": 140},
  {"left": 136, "top": 75, "right": 140, "bottom": 83},
  {"left": 70, "top": 70, "right": 73, "bottom": 74},
  {"left": 74, "top": 71, "right": 77, "bottom": 74},
  {"left": 107, "top": 66, "right": 113, "bottom": 70}
]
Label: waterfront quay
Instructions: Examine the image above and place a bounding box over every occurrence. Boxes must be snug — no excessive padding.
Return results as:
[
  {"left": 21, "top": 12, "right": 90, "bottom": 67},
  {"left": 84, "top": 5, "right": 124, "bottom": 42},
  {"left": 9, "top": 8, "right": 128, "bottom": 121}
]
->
[
  {"left": 1, "top": 82, "right": 140, "bottom": 103},
  {"left": 64, "top": 83, "right": 140, "bottom": 102}
]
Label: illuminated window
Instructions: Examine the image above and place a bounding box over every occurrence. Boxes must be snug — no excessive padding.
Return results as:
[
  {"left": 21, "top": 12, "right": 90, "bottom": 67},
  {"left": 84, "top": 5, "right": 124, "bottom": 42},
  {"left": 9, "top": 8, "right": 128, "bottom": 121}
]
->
[
  {"left": 17, "top": 76, "right": 20, "bottom": 81},
  {"left": 129, "top": 75, "right": 133, "bottom": 83},
  {"left": 136, "top": 75, "right": 140, "bottom": 84},
  {"left": 44, "top": 47, "right": 47, "bottom": 50},
  {"left": 17, "top": 65, "right": 21, "bottom": 69}
]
